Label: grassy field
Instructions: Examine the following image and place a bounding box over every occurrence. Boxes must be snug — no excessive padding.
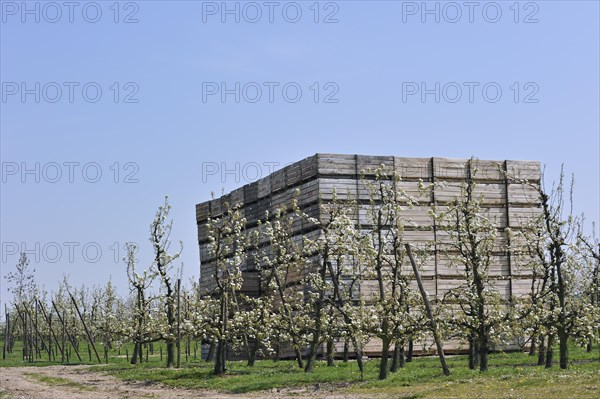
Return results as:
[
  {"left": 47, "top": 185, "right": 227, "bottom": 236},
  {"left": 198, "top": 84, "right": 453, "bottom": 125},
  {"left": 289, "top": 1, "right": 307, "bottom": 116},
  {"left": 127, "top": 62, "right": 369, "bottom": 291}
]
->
[
  {"left": 2, "top": 341, "right": 599, "bottom": 398},
  {"left": 91, "top": 345, "right": 600, "bottom": 398}
]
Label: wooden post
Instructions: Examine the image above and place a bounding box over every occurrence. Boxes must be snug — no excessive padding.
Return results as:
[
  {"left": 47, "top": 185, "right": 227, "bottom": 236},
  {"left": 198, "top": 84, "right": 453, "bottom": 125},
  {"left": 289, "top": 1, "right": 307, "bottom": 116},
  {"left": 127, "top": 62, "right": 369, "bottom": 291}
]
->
[
  {"left": 405, "top": 243, "right": 450, "bottom": 376},
  {"left": 186, "top": 295, "right": 190, "bottom": 362},
  {"left": 68, "top": 294, "right": 101, "bottom": 364},
  {"left": 16, "top": 304, "right": 32, "bottom": 362},
  {"left": 27, "top": 307, "right": 35, "bottom": 362},
  {"left": 176, "top": 278, "right": 181, "bottom": 368},
  {"left": 52, "top": 301, "right": 82, "bottom": 361},
  {"left": 27, "top": 304, "right": 49, "bottom": 359},
  {"left": 37, "top": 300, "right": 64, "bottom": 360},
  {"left": 61, "top": 311, "right": 66, "bottom": 363},
  {"left": 35, "top": 303, "right": 40, "bottom": 359},
  {"left": 3, "top": 305, "right": 9, "bottom": 360}
]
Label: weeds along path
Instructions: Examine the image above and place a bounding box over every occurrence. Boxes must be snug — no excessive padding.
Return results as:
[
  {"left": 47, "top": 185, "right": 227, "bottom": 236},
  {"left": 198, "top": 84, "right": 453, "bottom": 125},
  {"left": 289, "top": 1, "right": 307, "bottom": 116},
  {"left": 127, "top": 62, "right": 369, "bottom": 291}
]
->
[{"left": 0, "top": 365, "right": 363, "bottom": 399}]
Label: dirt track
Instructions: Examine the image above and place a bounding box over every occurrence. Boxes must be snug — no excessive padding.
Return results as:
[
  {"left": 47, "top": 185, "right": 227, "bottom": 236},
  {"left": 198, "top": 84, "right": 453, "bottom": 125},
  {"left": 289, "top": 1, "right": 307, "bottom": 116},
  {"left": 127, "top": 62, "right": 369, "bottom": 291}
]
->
[{"left": 0, "top": 365, "right": 363, "bottom": 399}]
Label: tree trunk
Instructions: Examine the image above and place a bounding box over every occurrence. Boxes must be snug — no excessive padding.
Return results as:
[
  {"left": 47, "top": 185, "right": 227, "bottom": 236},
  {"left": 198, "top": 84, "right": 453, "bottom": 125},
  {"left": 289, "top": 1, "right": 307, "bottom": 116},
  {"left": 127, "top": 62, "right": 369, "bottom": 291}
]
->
[
  {"left": 545, "top": 335, "right": 554, "bottom": 368},
  {"left": 479, "top": 335, "right": 489, "bottom": 372},
  {"left": 399, "top": 347, "right": 406, "bottom": 368},
  {"left": 130, "top": 342, "right": 140, "bottom": 365},
  {"left": 529, "top": 335, "right": 537, "bottom": 356},
  {"left": 305, "top": 258, "right": 327, "bottom": 373},
  {"left": 272, "top": 339, "right": 279, "bottom": 362},
  {"left": 205, "top": 341, "right": 215, "bottom": 362},
  {"left": 537, "top": 335, "right": 546, "bottom": 365},
  {"left": 326, "top": 339, "right": 335, "bottom": 367},
  {"left": 468, "top": 336, "right": 475, "bottom": 370},
  {"left": 247, "top": 340, "right": 257, "bottom": 367},
  {"left": 390, "top": 344, "right": 399, "bottom": 373},
  {"left": 214, "top": 293, "right": 228, "bottom": 375},
  {"left": 304, "top": 310, "right": 323, "bottom": 373},
  {"left": 214, "top": 340, "right": 226, "bottom": 375},
  {"left": 558, "top": 328, "right": 568, "bottom": 369},
  {"left": 378, "top": 337, "right": 391, "bottom": 380},
  {"left": 391, "top": 342, "right": 404, "bottom": 372},
  {"left": 353, "top": 339, "right": 365, "bottom": 381},
  {"left": 166, "top": 341, "right": 175, "bottom": 368},
  {"left": 406, "top": 339, "right": 413, "bottom": 362},
  {"left": 343, "top": 340, "right": 349, "bottom": 362},
  {"left": 293, "top": 346, "right": 304, "bottom": 369},
  {"left": 304, "top": 342, "right": 318, "bottom": 373}
]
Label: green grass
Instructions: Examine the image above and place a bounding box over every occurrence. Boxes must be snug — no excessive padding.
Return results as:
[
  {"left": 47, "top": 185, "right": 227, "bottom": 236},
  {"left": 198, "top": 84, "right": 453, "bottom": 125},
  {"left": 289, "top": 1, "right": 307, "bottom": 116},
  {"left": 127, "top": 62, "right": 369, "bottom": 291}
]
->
[
  {"left": 0, "top": 340, "right": 166, "bottom": 367},
  {"left": 91, "top": 344, "right": 600, "bottom": 398},
  {"left": 22, "top": 372, "right": 96, "bottom": 391},
  {"left": 2, "top": 340, "right": 599, "bottom": 398}
]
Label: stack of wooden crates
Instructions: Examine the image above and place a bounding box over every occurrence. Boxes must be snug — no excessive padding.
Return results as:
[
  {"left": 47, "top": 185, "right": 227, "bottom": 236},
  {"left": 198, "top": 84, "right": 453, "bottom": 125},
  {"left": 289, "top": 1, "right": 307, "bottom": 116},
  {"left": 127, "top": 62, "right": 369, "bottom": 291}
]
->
[{"left": 196, "top": 154, "right": 541, "bottom": 357}]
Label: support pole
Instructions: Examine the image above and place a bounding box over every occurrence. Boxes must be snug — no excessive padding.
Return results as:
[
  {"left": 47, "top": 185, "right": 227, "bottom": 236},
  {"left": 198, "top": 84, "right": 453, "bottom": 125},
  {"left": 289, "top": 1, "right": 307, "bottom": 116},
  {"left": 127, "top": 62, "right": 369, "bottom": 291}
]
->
[
  {"left": 68, "top": 294, "right": 101, "bottom": 364},
  {"left": 176, "top": 278, "right": 181, "bottom": 368},
  {"left": 38, "top": 300, "right": 64, "bottom": 360},
  {"left": 51, "top": 301, "right": 82, "bottom": 361},
  {"left": 405, "top": 243, "right": 450, "bottom": 376},
  {"left": 3, "top": 304, "right": 9, "bottom": 359}
]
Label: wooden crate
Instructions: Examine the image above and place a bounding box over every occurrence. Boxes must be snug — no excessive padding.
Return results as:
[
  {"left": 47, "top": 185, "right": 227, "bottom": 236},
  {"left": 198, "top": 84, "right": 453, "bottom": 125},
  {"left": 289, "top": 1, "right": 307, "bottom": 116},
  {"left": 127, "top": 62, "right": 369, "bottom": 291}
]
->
[
  {"left": 473, "top": 183, "right": 507, "bottom": 205},
  {"left": 357, "top": 155, "right": 395, "bottom": 176},
  {"left": 300, "top": 155, "right": 318, "bottom": 181},
  {"left": 509, "top": 206, "right": 543, "bottom": 227},
  {"left": 506, "top": 160, "right": 541, "bottom": 181},
  {"left": 512, "top": 278, "right": 535, "bottom": 298},
  {"left": 257, "top": 175, "right": 271, "bottom": 199},
  {"left": 318, "top": 178, "right": 358, "bottom": 200},
  {"left": 398, "top": 180, "right": 431, "bottom": 202},
  {"left": 286, "top": 162, "right": 302, "bottom": 186},
  {"left": 433, "top": 157, "right": 469, "bottom": 180},
  {"left": 230, "top": 187, "right": 245, "bottom": 207},
  {"left": 317, "top": 153, "right": 356, "bottom": 176},
  {"left": 399, "top": 205, "right": 434, "bottom": 227},
  {"left": 271, "top": 169, "right": 286, "bottom": 192},
  {"left": 473, "top": 160, "right": 505, "bottom": 181},
  {"left": 395, "top": 157, "right": 432, "bottom": 180},
  {"left": 244, "top": 181, "right": 259, "bottom": 203},
  {"left": 209, "top": 197, "right": 223, "bottom": 217},
  {"left": 508, "top": 183, "right": 540, "bottom": 205},
  {"left": 298, "top": 179, "right": 319, "bottom": 206},
  {"left": 196, "top": 201, "right": 210, "bottom": 222}
]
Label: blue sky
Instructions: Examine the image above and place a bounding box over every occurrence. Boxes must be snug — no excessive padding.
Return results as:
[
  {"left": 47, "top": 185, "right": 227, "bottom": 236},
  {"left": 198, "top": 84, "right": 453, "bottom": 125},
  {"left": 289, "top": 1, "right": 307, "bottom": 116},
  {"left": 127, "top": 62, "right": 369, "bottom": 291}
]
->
[{"left": 1, "top": 0, "right": 599, "bottom": 302}]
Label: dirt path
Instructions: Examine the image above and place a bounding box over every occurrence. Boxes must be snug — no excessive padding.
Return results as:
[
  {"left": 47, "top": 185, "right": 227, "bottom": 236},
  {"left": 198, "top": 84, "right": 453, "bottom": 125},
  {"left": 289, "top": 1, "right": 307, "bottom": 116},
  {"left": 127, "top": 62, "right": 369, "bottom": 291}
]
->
[{"left": 0, "top": 365, "right": 365, "bottom": 399}]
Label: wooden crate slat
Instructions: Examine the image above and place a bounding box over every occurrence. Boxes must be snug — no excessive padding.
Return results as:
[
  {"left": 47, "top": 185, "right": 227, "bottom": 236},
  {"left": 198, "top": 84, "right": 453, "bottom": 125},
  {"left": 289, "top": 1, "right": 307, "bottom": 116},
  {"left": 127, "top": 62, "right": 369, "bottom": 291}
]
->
[
  {"left": 300, "top": 155, "right": 318, "bottom": 180},
  {"left": 196, "top": 201, "right": 210, "bottom": 221},
  {"left": 357, "top": 155, "right": 395, "bottom": 175},
  {"left": 433, "top": 157, "right": 469, "bottom": 180},
  {"left": 395, "top": 157, "right": 432, "bottom": 180},
  {"left": 473, "top": 160, "right": 504, "bottom": 181},
  {"left": 257, "top": 175, "right": 271, "bottom": 199},
  {"left": 508, "top": 183, "right": 540, "bottom": 204},
  {"left": 271, "top": 169, "right": 286, "bottom": 192},
  {"left": 230, "top": 187, "right": 245, "bottom": 207},
  {"left": 244, "top": 182, "right": 258, "bottom": 203},
  {"left": 506, "top": 160, "right": 541, "bottom": 181},
  {"left": 317, "top": 153, "right": 357, "bottom": 175}
]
